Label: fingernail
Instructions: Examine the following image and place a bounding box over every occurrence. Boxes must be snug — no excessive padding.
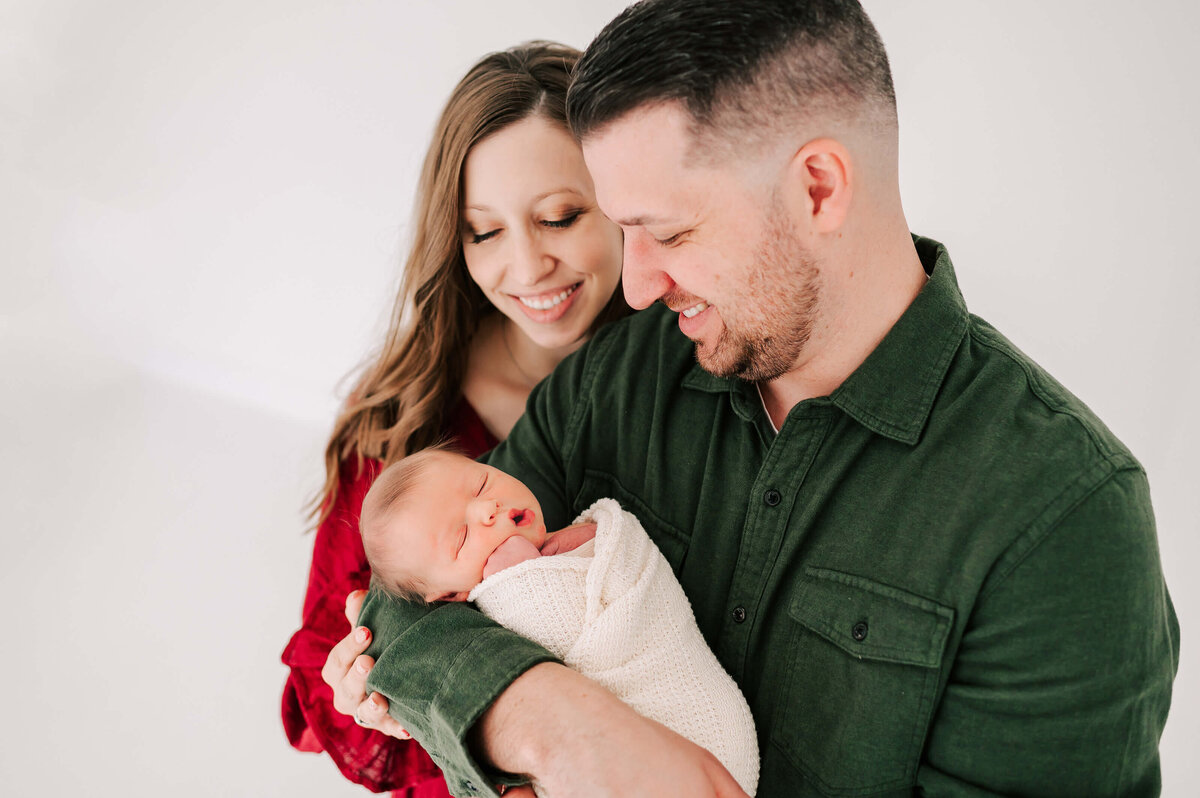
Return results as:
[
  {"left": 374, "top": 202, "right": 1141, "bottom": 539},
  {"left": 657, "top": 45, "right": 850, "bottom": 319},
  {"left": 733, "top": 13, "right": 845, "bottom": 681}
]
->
[
  {"left": 355, "top": 659, "right": 369, "bottom": 674},
  {"left": 369, "top": 693, "right": 383, "bottom": 708},
  {"left": 355, "top": 627, "right": 369, "bottom": 643}
]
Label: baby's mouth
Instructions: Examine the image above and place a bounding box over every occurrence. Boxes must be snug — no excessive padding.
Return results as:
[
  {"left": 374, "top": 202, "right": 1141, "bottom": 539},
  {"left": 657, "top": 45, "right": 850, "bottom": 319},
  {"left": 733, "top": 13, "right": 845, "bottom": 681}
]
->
[{"left": 508, "top": 508, "right": 534, "bottom": 527}]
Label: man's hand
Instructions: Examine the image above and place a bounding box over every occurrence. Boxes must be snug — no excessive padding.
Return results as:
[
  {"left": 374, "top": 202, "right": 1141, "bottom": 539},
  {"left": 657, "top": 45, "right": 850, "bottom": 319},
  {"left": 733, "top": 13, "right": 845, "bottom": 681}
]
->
[
  {"left": 472, "top": 662, "right": 750, "bottom": 798},
  {"left": 319, "top": 589, "right": 412, "bottom": 739}
]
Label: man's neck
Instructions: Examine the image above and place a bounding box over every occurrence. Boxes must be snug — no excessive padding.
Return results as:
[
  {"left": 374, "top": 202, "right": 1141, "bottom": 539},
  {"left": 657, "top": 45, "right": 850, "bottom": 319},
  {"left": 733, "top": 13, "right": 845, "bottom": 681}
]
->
[{"left": 758, "top": 233, "right": 926, "bottom": 428}]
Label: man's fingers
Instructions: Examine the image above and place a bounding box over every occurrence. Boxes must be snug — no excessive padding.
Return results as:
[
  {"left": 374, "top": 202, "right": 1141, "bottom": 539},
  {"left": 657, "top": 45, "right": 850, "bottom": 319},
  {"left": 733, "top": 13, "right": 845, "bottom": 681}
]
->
[{"left": 344, "top": 588, "right": 368, "bottom": 626}]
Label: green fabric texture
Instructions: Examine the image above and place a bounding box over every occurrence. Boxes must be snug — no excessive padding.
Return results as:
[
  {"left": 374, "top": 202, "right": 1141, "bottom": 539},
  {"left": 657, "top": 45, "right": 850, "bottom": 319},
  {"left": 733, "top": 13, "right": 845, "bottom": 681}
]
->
[{"left": 362, "top": 236, "right": 1179, "bottom": 797}]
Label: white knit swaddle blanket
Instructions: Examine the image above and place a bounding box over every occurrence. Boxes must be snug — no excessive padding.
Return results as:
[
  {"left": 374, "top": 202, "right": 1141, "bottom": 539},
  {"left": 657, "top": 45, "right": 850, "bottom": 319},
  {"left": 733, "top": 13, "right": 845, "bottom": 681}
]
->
[{"left": 468, "top": 498, "right": 759, "bottom": 796}]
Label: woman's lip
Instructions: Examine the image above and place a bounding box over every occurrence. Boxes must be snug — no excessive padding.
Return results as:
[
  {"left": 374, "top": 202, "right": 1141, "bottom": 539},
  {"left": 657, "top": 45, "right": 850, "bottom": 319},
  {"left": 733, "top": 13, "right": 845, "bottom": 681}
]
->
[
  {"left": 510, "top": 283, "right": 580, "bottom": 302},
  {"left": 509, "top": 283, "right": 582, "bottom": 323}
]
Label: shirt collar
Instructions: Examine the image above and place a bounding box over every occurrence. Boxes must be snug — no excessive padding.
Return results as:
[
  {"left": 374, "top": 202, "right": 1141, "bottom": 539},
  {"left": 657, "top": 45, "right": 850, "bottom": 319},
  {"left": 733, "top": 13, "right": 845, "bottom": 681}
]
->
[{"left": 682, "top": 235, "right": 969, "bottom": 445}]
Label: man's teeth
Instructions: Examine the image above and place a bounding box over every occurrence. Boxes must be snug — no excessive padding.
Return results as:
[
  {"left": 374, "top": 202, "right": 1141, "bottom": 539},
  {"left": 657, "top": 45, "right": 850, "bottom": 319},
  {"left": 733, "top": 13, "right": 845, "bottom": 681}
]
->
[
  {"left": 681, "top": 302, "right": 710, "bottom": 319},
  {"left": 518, "top": 285, "right": 577, "bottom": 310}
]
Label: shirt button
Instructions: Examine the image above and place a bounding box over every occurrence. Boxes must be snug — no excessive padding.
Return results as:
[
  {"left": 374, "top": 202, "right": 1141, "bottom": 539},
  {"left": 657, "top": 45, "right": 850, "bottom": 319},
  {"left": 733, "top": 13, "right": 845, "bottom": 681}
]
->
[
  {"left": 851, "top": 621, "right": 869, "bottom": 641},
  {"left": 764, "top": 489, "right": 782, "bottom": 506},
  {"left": 732, "top": 606, "right": 747, "bottom": 623}
]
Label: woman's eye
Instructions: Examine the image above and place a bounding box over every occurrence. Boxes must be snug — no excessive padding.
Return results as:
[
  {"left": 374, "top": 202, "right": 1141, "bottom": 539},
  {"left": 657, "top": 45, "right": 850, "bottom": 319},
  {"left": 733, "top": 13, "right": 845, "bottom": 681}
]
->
[
  {"left": 654, "top": 231, "right": 685, "bottom": 247},
  {"left": 542, "top": 211, "right": 582, "bottom": 229},
  {"left": 470, "top": 229, "right": 500, "bottom": 244}
]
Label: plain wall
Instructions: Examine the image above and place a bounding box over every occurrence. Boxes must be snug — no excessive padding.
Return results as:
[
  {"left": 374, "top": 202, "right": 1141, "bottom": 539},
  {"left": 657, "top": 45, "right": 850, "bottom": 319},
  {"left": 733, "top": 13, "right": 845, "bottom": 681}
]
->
[{"left": 1, "top": 1, "right": 1195, "bottom": 795}]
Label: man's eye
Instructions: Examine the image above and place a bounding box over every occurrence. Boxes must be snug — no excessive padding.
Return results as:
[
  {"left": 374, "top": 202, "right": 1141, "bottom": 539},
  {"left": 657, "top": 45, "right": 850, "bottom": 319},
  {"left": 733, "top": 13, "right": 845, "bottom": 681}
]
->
[
  {"left": 470, "top": 229, "right": 500, "bottom": 244},
  {"left": 542, "top": 211, "right": 582, "bottom": 229}
]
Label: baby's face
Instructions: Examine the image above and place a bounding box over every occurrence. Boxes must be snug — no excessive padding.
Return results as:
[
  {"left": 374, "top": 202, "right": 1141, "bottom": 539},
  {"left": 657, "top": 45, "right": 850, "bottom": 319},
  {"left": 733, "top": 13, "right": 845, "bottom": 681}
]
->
[{"left": 388, "top": 452, "right": 547, "bottom": 602}]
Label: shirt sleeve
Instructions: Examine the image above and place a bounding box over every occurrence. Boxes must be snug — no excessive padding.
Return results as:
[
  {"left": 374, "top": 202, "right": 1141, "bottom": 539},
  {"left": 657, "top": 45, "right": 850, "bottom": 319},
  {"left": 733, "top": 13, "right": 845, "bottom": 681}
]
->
[
  {"left": 358, "top": 344, "right": 600, "bottom": 797},
  {"left": 279, "top": 458, "right": 444, "bottom": 793},
  {"left": 917, "top": 466, "right": 1180, "bottom": 797}
]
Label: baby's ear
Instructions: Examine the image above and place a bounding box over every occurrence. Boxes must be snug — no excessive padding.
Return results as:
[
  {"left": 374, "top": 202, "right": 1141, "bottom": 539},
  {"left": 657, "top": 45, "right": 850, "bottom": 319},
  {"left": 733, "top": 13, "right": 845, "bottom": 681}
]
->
[{"left": 431, "top": 590, "right": 470, "bottom": 603}]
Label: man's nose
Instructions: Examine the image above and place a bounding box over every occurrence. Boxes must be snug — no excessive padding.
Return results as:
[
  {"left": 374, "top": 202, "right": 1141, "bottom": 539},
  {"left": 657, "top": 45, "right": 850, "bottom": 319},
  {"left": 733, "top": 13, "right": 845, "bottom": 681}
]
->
[
  {"left": 620, "top": 230, "right": 674, "bottom": 310},
  {"left": 509, "top": 227, "right": 556, "bottom": 286}
]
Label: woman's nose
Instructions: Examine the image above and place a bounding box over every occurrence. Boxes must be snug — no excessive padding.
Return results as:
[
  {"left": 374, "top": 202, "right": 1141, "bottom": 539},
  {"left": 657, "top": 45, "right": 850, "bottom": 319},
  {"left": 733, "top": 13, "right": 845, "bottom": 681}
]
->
[{"left": 509, "top": 228, "right": 557, "bottom": 286}]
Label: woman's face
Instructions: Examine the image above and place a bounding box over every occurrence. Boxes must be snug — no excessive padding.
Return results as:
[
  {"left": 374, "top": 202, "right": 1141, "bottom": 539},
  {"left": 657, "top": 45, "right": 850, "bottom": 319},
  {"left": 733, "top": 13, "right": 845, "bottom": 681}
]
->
[{"left": 460, "top": 115, "right": 623, "bottom": 353}]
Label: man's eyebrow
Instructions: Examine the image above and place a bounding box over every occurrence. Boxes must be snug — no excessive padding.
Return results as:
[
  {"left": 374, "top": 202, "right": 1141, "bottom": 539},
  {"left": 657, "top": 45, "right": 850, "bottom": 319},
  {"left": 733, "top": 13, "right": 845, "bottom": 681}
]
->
[{"left": 613, "top": 214, "right": 672, "bottom": 227}]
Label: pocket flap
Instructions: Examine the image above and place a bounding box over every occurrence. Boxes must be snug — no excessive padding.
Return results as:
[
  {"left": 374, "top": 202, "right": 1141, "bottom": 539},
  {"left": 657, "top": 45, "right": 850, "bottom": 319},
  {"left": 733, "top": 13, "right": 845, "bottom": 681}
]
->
[{"left": 789, "top": 567, "right": 953, "bottom": 668}]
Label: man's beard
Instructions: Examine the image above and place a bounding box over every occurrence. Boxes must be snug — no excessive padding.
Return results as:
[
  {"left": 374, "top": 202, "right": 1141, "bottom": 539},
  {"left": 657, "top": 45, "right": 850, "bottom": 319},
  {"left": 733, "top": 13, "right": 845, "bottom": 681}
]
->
[{"left": 698, "top": 201, "right": 821, "bottom": 382}]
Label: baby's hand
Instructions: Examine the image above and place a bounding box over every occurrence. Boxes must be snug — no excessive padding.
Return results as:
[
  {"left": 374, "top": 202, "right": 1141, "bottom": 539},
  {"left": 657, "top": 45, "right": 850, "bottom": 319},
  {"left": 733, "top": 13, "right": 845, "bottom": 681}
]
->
[
  {"left": 540, "top": 522, "right": 598, "bottom": 556},
  {"left": 482, "top": 535, "right": 542, "bottom": 579}
]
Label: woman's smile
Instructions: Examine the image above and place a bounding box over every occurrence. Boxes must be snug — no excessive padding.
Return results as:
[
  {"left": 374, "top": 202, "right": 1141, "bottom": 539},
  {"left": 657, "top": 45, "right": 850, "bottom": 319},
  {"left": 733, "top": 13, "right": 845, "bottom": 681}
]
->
[{"left": 510, "top": 282, "right": 582, "bottom": 322}]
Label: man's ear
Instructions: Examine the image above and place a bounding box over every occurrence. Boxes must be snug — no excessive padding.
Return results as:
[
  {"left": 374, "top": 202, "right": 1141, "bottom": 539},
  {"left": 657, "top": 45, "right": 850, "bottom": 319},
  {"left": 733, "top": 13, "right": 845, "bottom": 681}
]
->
[{"left": 782, "top": 137, "right": 852, "bottom": 234}]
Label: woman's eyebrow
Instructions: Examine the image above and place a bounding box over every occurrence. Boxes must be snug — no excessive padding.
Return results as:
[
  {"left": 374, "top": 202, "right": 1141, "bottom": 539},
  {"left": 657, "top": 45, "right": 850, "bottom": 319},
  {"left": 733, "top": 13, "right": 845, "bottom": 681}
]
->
[
  {"left": 531, "top": 186, "right": 583, "bottom": 202},
  {"left": 465, "top": 187, "right": 583, "bottom": 212}
]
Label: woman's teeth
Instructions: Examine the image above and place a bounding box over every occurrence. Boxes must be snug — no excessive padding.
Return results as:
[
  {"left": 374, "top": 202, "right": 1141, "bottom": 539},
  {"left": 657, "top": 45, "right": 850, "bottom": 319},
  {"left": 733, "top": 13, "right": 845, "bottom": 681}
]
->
[
  {"left": 681, "top": 301, "right": 710, "bottom": 319},
  {"left": 518, "top": 284, "right": 578, "bottom": 310}
]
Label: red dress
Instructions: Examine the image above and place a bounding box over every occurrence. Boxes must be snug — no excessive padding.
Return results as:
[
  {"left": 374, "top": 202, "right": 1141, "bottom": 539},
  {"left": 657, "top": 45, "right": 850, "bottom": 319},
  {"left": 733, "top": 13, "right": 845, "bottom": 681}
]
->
[{"left": 281, "top": 400, "right": 498, "bottom": 797}]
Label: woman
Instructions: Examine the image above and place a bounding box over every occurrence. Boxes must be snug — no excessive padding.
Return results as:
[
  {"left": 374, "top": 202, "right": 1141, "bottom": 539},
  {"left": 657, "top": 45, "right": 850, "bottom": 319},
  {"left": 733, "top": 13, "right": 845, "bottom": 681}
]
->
[{"left": 280, "top": 42, "right": 628, "bottom": 797}]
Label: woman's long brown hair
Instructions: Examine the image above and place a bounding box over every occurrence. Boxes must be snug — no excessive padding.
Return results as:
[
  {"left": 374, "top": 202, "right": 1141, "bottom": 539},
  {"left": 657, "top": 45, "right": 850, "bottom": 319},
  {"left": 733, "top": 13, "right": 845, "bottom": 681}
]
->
[{"left": 310, "top": 42, "right": 629, "bottom": 526}]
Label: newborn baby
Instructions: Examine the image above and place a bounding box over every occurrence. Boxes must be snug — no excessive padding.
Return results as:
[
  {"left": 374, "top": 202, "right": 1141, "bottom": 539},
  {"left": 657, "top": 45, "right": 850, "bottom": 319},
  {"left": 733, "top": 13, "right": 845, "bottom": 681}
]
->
[
  {"left": 360, "top": 447, "right": 593, "bottom": 603},
  {"left": 360, "top": 448, "right": 760, "bottom": 796}
]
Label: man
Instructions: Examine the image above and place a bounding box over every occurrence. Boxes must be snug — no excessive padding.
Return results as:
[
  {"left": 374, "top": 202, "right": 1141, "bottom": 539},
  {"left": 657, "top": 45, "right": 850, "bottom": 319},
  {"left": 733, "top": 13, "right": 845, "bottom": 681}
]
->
[{"left": 334, "top": 1, "right": 1180, "bottom": 795}]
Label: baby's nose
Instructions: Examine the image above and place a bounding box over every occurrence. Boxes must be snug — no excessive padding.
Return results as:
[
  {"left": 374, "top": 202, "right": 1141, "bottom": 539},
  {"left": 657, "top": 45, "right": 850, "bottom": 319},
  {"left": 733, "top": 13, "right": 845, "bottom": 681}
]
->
[{"left": 474, "top": 498, "right": 501, "bottom": 525}]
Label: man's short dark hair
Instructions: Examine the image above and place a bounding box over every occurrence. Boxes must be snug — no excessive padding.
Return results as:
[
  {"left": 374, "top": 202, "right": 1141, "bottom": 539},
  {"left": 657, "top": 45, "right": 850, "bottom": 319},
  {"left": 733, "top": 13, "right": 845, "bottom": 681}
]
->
[{"left": 568, "top": 0, "right": 896, "bottom": 152}]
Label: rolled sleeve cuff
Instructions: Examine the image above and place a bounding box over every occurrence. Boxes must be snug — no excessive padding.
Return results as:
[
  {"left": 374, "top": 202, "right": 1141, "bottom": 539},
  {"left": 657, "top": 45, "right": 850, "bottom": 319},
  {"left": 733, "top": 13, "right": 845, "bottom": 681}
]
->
[
  {"left": 361, "top": 595, "right": 558, "bottom": 798},
  {"left": 430, "top": 627, "right": 559, "bottom": 796}
]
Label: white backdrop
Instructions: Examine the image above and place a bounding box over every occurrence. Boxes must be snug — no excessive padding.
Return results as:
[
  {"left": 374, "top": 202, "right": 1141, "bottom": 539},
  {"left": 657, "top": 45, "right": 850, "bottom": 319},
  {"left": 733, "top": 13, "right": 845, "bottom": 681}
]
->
[{"left": 1, "top": 1, "right": 1196, "bottom": 795}]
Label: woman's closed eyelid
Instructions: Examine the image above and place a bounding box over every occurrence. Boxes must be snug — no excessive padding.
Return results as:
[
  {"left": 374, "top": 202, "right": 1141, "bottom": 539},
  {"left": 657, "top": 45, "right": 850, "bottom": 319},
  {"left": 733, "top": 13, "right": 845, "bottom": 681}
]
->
[
  {"left": 468, "top": 227, "right": 500, "bottom": 245},
  {"left": 541, "top": 209, "right": 584, "bottom": 229}
]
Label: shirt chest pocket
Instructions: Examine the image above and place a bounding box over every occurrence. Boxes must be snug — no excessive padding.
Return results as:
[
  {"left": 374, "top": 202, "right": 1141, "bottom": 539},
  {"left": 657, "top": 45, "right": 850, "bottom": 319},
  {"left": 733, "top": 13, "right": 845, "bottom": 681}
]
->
[
  {"left": 574, "top": 470, "right": 692, "bottom": 573},
  {"left": 774, "top": 567, "right": 953, "bottom": 795}
]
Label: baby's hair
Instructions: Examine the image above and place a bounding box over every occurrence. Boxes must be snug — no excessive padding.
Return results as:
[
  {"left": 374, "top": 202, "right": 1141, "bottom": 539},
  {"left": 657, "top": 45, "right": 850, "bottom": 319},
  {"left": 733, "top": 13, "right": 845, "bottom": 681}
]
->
[{"left": 361, "top": 441, "right": 464, "bottom": 604}]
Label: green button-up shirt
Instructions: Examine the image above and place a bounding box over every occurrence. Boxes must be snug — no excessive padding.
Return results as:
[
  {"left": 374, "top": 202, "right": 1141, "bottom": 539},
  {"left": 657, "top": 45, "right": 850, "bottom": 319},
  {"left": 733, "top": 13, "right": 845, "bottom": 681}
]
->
[{"left": 362, "top": 236, "right": 1179, "bottom": 797}]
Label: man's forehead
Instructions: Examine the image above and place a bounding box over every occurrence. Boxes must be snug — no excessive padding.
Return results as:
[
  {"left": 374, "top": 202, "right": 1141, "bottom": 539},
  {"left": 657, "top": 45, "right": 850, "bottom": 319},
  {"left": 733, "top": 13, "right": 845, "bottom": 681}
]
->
[
  {"left": 582, "top": 103, "right": 691, "bottom": 164},
  {"left": 581, "top": 103, "right": 699, "bottom": 223}
]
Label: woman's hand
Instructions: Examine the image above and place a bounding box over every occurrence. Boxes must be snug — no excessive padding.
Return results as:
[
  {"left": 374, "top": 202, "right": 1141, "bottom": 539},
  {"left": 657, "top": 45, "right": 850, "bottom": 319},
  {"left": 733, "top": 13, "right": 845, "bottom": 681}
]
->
[{"left": 320, "top": 589, "right": 412, "bottom": 740}]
